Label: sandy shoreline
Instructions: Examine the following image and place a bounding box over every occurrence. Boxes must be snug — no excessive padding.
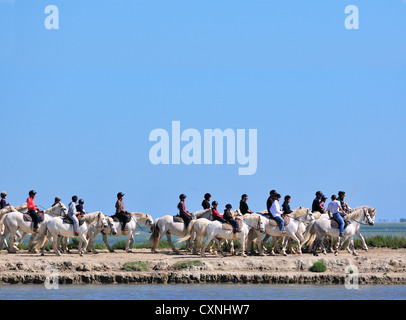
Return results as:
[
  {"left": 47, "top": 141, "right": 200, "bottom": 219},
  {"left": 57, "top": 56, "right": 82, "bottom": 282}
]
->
[{"left": 1, "top": 248, "right": 406, "bottom": 285}]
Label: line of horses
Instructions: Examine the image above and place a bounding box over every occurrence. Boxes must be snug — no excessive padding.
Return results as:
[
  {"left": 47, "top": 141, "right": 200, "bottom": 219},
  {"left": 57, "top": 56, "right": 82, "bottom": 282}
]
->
[{"left": 0, "top": 203, "right": 376, "bottom": 257}]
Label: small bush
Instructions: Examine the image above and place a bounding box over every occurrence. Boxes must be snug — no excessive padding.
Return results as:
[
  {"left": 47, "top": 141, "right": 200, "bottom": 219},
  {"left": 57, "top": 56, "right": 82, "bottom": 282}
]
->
[
  {"left": 310, "top": 261, "right": 327, "bottom": 272},
  {"left": 172, "top": 260, "right": 202, "bottom": 270},
  {"left": 122, "top": 261, "right": 149, "bottom": 271}
]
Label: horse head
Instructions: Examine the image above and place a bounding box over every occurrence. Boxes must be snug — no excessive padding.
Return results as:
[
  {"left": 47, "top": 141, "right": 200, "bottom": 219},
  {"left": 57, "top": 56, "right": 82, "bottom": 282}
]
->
[{"left": 108, "top": 217, "right": 118, "bottom": 235}]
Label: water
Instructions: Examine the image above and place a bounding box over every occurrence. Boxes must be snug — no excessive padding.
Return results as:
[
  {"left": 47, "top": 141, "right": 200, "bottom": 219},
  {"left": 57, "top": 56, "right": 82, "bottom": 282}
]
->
[{"left": 1, "top": 284, "right": 405, "bottom": 300}]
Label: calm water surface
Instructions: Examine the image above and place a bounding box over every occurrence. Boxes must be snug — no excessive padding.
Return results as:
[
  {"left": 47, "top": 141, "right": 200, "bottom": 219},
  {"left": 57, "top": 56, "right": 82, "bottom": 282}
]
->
[{"left": 1, "top": 284, "right": 405, "bottom": 300}]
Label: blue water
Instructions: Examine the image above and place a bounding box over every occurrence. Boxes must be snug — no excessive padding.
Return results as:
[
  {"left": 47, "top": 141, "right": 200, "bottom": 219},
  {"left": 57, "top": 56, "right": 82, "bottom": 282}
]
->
[{"left": 0, "top": 284, "right": 405, "bottom": 300}]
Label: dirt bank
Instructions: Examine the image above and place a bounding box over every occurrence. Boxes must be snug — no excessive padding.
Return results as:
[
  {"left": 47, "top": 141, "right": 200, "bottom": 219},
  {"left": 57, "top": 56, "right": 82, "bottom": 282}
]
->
[{"left": 1, "top": 248, "right": 406, "bottom": 285}]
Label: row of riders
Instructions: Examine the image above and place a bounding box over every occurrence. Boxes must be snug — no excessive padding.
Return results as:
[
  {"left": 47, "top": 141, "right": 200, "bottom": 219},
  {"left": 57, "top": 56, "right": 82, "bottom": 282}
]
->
[{"left": 0, "top": 189, "right": 376, "bottom": 257}]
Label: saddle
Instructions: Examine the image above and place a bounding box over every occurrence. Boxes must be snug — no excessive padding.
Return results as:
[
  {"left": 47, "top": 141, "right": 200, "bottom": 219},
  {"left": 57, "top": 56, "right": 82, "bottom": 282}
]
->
[
  {"left": 23, "top": 213, "right": 45, "bottom": 223},
  {"left": 111, "top": 214, "right": 131, "bottom": 223},
  {"left": 173, "top": 215, "right": 184, "bottom": 223},
  {"left": 62, "top": 215, "right": 85, "bottom": 226},
  {"left": 268, "top": 214, "right": 290, "bottom": 227},
  {"left": 330, "top": 218, "right": 350, "bottom": 230},
  {"left": 222, "top": 218, "right": 243, "bottom": 231}
]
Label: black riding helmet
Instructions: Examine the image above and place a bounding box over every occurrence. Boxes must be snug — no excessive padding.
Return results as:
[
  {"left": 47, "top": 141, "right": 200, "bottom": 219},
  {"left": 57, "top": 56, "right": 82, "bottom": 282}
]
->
[
  {"left": 212, "top": 201, "right": 218, "bottom": 206},
  {"left": 29, "top": 190, "right": 37, "bottom": 197},
  {"left": 179, "top": 194, "right": 187, "bottom": 200},
  {"left": 117, "top": 192, "right": 125, "bottom": 199},
  {"left": 225, "top": 204, "right": 232, "bottom": 209},
  {"left": 79, "top": 199, "right": 84, "bottom": 205},
  {"left": 204, "top": 193, "right": 211, "bottom": 200}
]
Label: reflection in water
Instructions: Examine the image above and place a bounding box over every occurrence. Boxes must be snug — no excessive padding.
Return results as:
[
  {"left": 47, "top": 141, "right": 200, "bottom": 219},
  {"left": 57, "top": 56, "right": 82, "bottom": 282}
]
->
[{"left": 0, "top": 284, "right": 405, "bottom": 300}]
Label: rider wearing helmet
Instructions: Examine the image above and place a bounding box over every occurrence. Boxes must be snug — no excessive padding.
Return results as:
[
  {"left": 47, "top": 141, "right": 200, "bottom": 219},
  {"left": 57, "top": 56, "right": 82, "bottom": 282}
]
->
[
  {"left": 52, "top": 196, "right": 61, "bottom": 207},
  {"left": 270, "top": 193, "right": 286, "bottom": 234},
  {"left": 26, "top": 190, "right": 41, "bottom": 233},
  {"left": 76, "top": 199, "right": 86, "bottom": 219},
  {"left": 178, "top": 194, "right": 192, "bottom": 228},
  {"left": 0, "top": 191, "right": 10, "bottom": 209},
  {"left": 68, "top": 195, "right": 80, "bottom": 237},
  {"left": 312, "top": 191, "right": 325, "bottom": 213},
  {"left": 239, "top": 194, "right": 253, "bottom": 215},
  {"left": 201, "top": 193, "right": 211, "bottom": 210},
  {"left": 211, "top": 201, "right": 225, "bottom": 223},
  {"left": 115, "top": 192, "right": 130, "bottom": 233},
  {"left": 223, "top": 204, "right": 240, "bottom": 234},
  {"left": 266, "top": 190, "right": 278, "bottom": 215}
]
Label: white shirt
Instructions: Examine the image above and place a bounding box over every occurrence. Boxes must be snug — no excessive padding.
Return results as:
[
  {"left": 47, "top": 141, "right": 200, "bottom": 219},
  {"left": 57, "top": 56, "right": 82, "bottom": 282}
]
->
[
  {"left": 270, "top": 200, "right": 283, "bottom": 217},
  {"left": 327, "top": 200, "right": 342, "bottom": 214},
  {"left": 68, "top": 202, "right": 78, "bottom": 217}
]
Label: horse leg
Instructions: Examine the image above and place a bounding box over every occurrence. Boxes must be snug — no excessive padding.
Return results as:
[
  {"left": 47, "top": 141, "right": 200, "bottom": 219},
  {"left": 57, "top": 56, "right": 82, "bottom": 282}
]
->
[
  {"left": 357, "top": 232, "right": 368, "bottom": 252},
  {"left": 28, "top": 234, "right": 38, "bottom": 253},
  {"left": 8, "top": 228, "right": 17, "bottom": 253},
  {"left": 261, "top": 234, "right": 270, "bottom": 253},
  {"left": 166, "top": 233, "right": 180, "bottom": 254},
  {"left": 78, "top": 234, "right": 88, "bottom": 256},
  {"left": 350, "top": 238, "right": 358, "bottom": 256},
  {"left": 52, "top": 233, "right": 61, "bottom": 256},
  {"left": 201, "top": 235, "right": 214, "bottom": 258},
  {"left": 102, "top": 233, "right": 114, "bottom": 252},
  {"left": 125, "top": 233, "right": 132, "bottom": 253}
]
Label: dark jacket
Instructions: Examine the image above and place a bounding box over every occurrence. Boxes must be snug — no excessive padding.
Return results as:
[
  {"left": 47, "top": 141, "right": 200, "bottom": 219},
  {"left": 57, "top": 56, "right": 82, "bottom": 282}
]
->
[
  {"left": 201, "top": 200, "right": 210, "bottom": 210},
  {"left": 239, "top": 201, "right": 249, "bottom": 215},
  {"left": 0, "top": 199, "right": 9, "bottom": 209},
  {"left": 312, "top": 198, "right": 324, "bottom": 213},
  {"left": 223, "top": 209, "right": 233, "bottom": 221},
  {"left": 267, "top": 196, "right": 275, "bottom": 213},
  {"left": 282, "top": 202, "right": 292, "bottom": 215}
]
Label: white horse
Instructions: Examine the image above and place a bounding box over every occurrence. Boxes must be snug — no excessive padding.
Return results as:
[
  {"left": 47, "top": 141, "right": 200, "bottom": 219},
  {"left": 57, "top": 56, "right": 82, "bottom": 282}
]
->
[
  {"left": 87, "top": 213, "right": 153, "bottom": 253},
  {"left": 0, "top": 205, "right": 29, "bottom": 251},
  {"left": 41, "top": 211, "right": 108, "bottom": 256},
  {"left": 303, "top": 206, "right": 377, "bottom": 254},
  {"left": 177, "top": 210, "right": 241, "bottom": 255},
  {"left": 259, "top": 207, "right": 314, "bottom": 256},
  {"left": 1, "top": 203, "right": 68, "bottom": 253},
  {"left": 303, "top": 207, "right": 376, "bottom": 256},
  {"left": 149, "top": 209, "right": 212, "bottom": 254},
  {"left": 197, "top": 214, "right": 265, "bottom": 258}
]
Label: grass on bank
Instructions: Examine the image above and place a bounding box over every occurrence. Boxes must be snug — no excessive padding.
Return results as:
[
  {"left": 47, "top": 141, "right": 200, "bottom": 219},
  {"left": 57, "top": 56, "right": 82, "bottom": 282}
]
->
[
  {"left": 172, "top": 260, "right": 202, "bottom": 270},
  {"left": 121, "top": 261, "right": 149, "bottom": 271},
  {"left": 310, "top": 261, "right": 327, "bottom": 272}
]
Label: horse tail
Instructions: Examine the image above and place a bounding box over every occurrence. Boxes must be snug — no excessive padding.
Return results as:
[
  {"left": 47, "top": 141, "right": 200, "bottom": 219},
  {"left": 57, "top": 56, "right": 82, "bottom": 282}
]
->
[
  {"left": 148, "top": 219, "right": 161, "bottom": 249},
  {"left": 177, "top": 220, "right": 196, "bottom": 244},
  {"left": 301, "top": 220, "right": 316, "bottom": 248}
]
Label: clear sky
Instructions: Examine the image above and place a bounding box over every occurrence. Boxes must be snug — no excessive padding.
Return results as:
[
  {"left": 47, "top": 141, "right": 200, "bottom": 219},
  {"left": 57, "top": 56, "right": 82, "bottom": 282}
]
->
[{"left": 1, "top": 0, "right": 405, "bottom": 220}]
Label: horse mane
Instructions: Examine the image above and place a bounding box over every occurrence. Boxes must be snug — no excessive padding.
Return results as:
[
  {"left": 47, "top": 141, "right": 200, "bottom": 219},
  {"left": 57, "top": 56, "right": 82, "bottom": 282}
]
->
[
  {"left": 289, "top": 207, "right": 310, "bottom": 219},
  {"left": 345, "top": 207, "right": 365, "bottom": 220},
  {"left": 131, "top": 212, "right": 151, "bottom": 220},
  {"left": 193, "top": 208, "right": 211, "bottom": 218}
]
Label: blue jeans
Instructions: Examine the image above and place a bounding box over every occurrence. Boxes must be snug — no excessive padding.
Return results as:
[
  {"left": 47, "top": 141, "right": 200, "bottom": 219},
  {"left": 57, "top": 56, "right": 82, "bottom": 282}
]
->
[
  {"left": 273, "top": 215, "right": 284, "bottom": 231},
  {"left": 29, "top": 210, "right": 40, "bottom": 229},
  {"left": 226, "top": 219, "right": 239, "bottom": 233},
  {"left": 68, "top": 212, "right": 79, "bottom": 233},
  {"left": 333, "top": 212, "right": 345, "bottom": 235}
]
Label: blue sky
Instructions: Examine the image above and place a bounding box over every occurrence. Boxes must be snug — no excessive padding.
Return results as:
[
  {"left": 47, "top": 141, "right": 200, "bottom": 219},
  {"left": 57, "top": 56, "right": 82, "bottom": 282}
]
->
[{"left": 0, "top": 0, "right": 405, "bottom": 220}]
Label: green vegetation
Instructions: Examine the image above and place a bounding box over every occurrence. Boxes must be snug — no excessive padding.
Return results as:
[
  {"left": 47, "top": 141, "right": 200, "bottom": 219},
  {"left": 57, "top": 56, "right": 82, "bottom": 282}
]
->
[
  {"left": 122, "top": 261, "right": 149, "bottom": 271},
  {"left": 310, "top": 261, "right": 327, "bottom": 273},
  {"left": 172, "top": 260, "right": 202, "bottom": 270},
  {"left": 354, "top": 235, "right": 406, "bottom": 250}
]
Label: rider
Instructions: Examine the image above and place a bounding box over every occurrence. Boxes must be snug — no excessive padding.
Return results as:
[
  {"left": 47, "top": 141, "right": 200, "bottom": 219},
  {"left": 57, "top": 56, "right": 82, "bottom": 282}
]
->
[
  {"left": 27, "top": 190, "right": 42, "bottom": 233},
  {"left": 201, "top": 193, "right": 211, "bottom": 210},
  {"left": 312, "top": 191, "right": 325, "bottom": 213},
  {"left": 270, "top": 193, "right": 286, "bottom": 234},
  {"left": 327, "top": 194, "right": 346, "bottom": 237},
  {"left": 239, "top": 194, "right": 253, "bottom": 215},
  {"left": 68, "top": 195, "right": 80, "bottom": 237},
  {"left": 52, "top": 196, "right": 61, "bottom": 207},
  {"left": 178, "top": 194, "right": 192, "bottom": 228},
  {"left": 266, "top": 190, "right": 278, "bottom": 216},
  {"left": 0, "top": 191, "right": 10, "bottom": 209},
  {"left": 116, "top": 192, "right": 130, "bottom": 233},
  {"left": 76, "top": 199, "right": 86, "bottom": 219},
  {"left": 337, "top": 191, "right": 350, "bottom": 214},
  {"left": 211, "top": 201, "right": 225, "bottom": 223},
  {"left": 282, "top": 195, "right": 293, "bottom": 215},
  {"left": 223, "top": 204, "right": 240, "bottom": 234},
  {"left": 320, "top": 195, "right": 327, "bottom": 213}
]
